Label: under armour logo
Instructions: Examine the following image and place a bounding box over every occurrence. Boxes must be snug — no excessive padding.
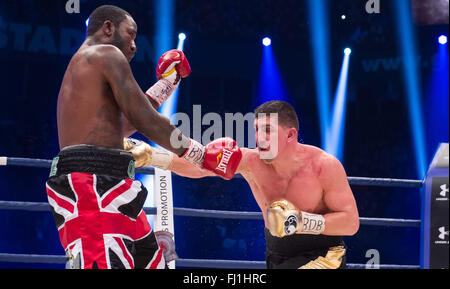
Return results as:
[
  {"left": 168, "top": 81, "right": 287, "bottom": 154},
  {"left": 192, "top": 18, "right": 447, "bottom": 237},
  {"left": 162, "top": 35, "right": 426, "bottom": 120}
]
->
[
  {"left": 439, "top": 227, "right": 449, "bottom": 240},
  {"left": 440, "top": 184, "right": 449, "bottom": 197}
]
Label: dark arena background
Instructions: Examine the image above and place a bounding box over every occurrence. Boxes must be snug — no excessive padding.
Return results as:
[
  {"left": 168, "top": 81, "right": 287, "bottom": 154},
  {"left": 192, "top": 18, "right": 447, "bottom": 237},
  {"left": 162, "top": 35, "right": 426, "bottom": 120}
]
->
[{"left": 0, "top": 0, "right": 448, "bottom": 271}]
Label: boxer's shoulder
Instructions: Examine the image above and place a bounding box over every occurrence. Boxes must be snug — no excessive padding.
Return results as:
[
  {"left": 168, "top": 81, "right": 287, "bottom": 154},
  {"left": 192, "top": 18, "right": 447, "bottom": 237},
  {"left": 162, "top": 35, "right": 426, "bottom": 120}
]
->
[
  {"left": 297, "top": 144, "right": 341, "bottom": 175},
  {"left": 80, "top": 44, "right": 126, "bottom": 67},
  {"left": 314, "top": 151, "right": 344, "bottom": 179}
]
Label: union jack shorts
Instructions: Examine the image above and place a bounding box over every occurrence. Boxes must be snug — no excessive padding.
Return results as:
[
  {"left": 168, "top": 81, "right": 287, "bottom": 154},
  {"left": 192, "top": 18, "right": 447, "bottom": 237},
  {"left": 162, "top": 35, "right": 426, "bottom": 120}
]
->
[{"left": 45, "top": 145, "right": 165, "bottom": 269}]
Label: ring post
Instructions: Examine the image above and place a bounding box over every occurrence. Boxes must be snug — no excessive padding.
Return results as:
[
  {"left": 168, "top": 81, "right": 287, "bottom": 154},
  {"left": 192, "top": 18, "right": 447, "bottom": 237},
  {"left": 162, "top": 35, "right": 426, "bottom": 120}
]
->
[{"left": 421, "top": 143, "right": 449, "bottom": 269}]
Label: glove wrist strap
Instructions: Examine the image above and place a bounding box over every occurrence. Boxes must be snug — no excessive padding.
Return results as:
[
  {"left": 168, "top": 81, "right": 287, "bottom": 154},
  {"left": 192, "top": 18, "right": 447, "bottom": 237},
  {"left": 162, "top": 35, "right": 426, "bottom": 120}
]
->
[
  {"left": 182, "top": 139, "right": 205, "bottom": 168},
  {"left": 149, "top": 147, "right": 174, "bottom": 170},
  {"left": 299, "top": 211, "right": 326, "bottom": 235},
  {"left": 145, "top": 78, "right": 177, "bottom": 107}
]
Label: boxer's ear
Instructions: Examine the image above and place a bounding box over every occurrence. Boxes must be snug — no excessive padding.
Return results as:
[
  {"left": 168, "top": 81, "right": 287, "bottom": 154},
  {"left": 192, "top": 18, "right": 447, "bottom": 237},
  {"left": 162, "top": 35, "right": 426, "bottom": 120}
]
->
[
  {"left": 102, "top": 20, "right": 115, "bottom": 37},
  {"left": 286, "top": 128, "right": 298, "bottom": 143}
]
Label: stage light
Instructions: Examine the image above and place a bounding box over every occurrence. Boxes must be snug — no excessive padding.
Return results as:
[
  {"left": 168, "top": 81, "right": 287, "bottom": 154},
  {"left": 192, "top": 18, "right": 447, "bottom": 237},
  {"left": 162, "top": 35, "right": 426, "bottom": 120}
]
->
[
  {"left": 341, "top": 14, "right": 346, "bottom": 20},
  {"left": 426, "top": 34, "right": 449, "bottom": 166},
  {"left": 344, "top": 48, "right": 351, "bottom": 55},
  {"left": 438, "top": 35, "right": 447, "bottom": 45},
  {"left": 257, "top": 36, "right": 288, "bottom": 106},
  {"left": 178, "top": 33, "right": 186, "bottom": 41},
  {"left": 262, "top": 37, "right": 271, "bottom": 46}
]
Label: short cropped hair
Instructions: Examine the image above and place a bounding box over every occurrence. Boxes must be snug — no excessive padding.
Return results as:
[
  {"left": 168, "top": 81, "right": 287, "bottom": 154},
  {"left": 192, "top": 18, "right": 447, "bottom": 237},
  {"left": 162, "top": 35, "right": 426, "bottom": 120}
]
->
[
  {"left": 86, "top": 5, "right": 131, "bottom": 36},
  {"left": 254, "top": 100, "right": 299, "bottom": 131}
]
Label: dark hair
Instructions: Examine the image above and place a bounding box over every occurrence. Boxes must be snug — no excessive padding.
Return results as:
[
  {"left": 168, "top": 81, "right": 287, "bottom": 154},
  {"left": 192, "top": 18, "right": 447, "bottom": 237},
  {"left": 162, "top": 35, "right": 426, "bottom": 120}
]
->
[
  {"left": 254, "top": 100, "right": 299, "bottom": 131},
  {"left": 86, "top": 5, "right": 131, "bottom": 36}
]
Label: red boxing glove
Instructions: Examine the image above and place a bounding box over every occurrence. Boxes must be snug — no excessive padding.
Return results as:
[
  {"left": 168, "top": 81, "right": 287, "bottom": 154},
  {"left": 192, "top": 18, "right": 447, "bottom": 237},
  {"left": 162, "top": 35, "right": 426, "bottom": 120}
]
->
[
  {"left": 156, "top": 49, "right": 191, "bottom": 84},
  {"left": 203, "top": 137, "right": 242, "bottom": 180},
  {"left": 182, "top": 137, "right": 242, "bottom": 180},
  {"left": 146, "top": 49, "right": 191, "bottom": 107}
]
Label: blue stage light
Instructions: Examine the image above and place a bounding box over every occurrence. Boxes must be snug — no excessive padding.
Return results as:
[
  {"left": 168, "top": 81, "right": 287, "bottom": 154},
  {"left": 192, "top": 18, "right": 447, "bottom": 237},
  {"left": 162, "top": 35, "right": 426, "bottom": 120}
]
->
[
  {"left": 178, "top": 33, "right": 186, "bottom": 41},
  {"left": 438, "top": 35, "right": 447, "bottom": 45},
  {"left": 344, "top": 48, "right": 351, "bottom": 55},
  {"left": 256, "top": 38, "right": 288, "bottom": 106},
  {"left": 262, "top": 37, "right": 271, "bottom": 47}
]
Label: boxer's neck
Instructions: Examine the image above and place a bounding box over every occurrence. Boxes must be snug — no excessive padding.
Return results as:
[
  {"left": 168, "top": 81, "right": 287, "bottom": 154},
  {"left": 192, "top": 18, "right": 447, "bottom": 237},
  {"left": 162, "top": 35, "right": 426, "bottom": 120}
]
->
[{"left": 84, "top": 35, "right": 107, "bottom": 46}]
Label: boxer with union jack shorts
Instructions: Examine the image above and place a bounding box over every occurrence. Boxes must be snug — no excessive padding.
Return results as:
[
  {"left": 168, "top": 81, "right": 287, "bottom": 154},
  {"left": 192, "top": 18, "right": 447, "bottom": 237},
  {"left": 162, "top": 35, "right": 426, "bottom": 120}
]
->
[{"left": 45, "top": 145, "right": 165, "bottom": 269}]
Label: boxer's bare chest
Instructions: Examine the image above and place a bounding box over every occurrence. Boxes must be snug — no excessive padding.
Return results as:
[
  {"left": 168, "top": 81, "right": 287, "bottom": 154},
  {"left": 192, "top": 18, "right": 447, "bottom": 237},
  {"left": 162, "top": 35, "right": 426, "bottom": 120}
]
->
[
  {"left": 242, "top": 152, "right": 327, "bottom": 218},
  {"left": 58, "top": 47, "right": 124, "bottom": 149}
]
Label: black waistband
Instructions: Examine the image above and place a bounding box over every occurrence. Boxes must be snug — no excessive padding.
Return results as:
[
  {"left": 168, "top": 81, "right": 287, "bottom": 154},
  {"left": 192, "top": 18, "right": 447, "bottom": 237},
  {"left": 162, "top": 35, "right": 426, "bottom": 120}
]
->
[
  {"left": 51, "top": 145, "right": 135, "bottom": 179},
  {"left": 264, "top": 228, "right": 344, "bottom": 256}
]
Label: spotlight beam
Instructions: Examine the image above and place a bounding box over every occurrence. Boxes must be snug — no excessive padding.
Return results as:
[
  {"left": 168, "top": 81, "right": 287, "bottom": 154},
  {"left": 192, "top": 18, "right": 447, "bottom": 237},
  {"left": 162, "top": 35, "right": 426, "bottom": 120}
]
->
[
  {"left": 326, "top": 50, "right": 351, "bottom": 161},
  {"left": 394, "top": 0, "right": 427, "bottom": 179},
  {"left": 307, "top": 0, "right": 331, "bottom": 149},
  {"left": 257, "top": 42, "right": 288, "bottom": 105}
]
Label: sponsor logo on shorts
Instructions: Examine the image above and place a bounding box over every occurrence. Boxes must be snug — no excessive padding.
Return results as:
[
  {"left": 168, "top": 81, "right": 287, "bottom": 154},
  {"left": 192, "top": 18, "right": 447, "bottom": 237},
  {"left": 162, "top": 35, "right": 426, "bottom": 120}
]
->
[
  {"left": 127, "top": 160, "right": 135, "bottom": 180},
  {"left": 49, "top": 156, "right": 59, "bottom": 177}
]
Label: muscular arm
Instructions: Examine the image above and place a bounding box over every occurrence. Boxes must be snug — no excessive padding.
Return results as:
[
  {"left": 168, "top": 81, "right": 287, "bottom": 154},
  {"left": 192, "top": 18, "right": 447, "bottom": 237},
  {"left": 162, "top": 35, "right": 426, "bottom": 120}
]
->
[
  {"left": 169, "top": 147, "right": 251, "bottom": 178},
  {"left": 169, "top": 154, "right": 216, "bottom": 178},
  {"left": 97, "top": 45, "right": 188, "bottom": 156},
  {"left": 319, "top": 155, "right": 360, "bottom": 236},
  {"left": 122, "top": 97, "right": 160, "bottom": 137}
]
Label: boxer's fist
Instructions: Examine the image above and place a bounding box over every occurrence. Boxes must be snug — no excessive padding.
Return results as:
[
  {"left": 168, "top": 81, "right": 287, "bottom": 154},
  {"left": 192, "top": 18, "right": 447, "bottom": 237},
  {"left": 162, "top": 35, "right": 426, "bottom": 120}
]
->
[
  {"left": 156, "top": 49, "right": 191, "bottom": 85},
  {"left": 145, "top": 50, "right": 191, "bottom": 107},
  {"left": 155, "top": 231, "right": 178, "bottom": 263},
  {"left": 203, "top": 138, "right": 242, "bottom": 180},
  {"left": 123, "top": 138, "right": 173, "bottom": 170},
  {"left": 267, "top": 199, "right": 302, "bottom": 238},
  {"left": 181, "top": 137, "right": 242, "bottom": 180},
  {"left": 267, "top": 199, "right": 326, "bottom": 237},
  {"left": 123, "top": 138, "right": 152, "bottom": 167}
]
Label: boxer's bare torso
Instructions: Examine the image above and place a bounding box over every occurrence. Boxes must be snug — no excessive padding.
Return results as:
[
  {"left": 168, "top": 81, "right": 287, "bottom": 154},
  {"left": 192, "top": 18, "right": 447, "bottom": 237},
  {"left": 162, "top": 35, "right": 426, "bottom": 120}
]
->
[
  {"left": 57, "top": 44, "right": 125, "bottom": 150},
  {"left": 56, "top": 14, "right": 181, "bottom": 153},
  {"left": 170, "top": 141, "right": 359, "bottom": 236},
  {"left": 239, "top": 144, "right": 334, "bottom": 227}
]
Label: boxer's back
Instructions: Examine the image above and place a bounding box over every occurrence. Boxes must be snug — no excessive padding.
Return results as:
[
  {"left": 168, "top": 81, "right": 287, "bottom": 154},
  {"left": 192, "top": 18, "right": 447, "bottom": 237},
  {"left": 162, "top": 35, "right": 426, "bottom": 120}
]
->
[{"left": 57, "top": 44, "right": 123, "bottom": 150}]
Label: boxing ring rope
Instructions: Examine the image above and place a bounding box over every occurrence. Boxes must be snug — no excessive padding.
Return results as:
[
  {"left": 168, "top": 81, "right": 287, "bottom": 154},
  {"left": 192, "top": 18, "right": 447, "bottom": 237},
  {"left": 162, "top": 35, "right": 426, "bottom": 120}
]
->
[
  {"left": 1, "top": 157, "right": 424, "bottom": 187},
  {"left": 0, "top": 156, "right": 423, "bottom": 269},
  {"left": 0, "top": 253, "right": 420, "bottom": 269},
  {"left": 0, "top": 201, "right": 421, "bottom": 227}
]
